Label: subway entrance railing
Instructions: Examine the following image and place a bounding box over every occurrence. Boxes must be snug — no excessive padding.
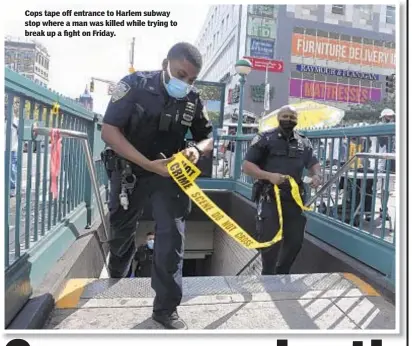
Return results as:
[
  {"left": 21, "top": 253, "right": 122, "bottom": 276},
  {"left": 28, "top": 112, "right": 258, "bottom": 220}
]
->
[
  {"left": 4, "top": 67, "right": 396, "bottom": 327},
  {"left": 235, "top": 151, "right": 396, "bottom": 276}
]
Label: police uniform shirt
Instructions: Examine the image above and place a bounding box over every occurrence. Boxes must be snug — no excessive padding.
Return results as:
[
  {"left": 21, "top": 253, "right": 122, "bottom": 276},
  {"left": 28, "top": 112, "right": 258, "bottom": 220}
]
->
[
  {"left": 245, "top": 128, "right": 319, "bottom": 184},
  {"left": 103, "top": 71, "right": 213, "bottom": 167}
]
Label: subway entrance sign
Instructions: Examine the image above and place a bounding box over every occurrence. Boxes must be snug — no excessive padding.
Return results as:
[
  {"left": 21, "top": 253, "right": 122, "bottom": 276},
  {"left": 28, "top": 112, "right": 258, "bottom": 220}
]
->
[{"left": 245, "top": 56, "right": 284, "bottom": 73}]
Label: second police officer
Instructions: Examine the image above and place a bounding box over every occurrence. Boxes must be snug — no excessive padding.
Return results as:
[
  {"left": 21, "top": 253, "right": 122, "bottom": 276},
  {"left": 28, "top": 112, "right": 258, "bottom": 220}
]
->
[
  {"left": 242, "top": 105, "right": 322, "bottom": 275},
  {"left": 101, "top": 42, "right": 213, "bottom": 329}
]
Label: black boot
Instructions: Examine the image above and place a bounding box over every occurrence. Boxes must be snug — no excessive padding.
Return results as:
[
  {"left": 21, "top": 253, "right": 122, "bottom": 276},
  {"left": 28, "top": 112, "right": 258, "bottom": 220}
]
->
[{"left": 152, "top": 311, "right": 188, "bottom": 330}]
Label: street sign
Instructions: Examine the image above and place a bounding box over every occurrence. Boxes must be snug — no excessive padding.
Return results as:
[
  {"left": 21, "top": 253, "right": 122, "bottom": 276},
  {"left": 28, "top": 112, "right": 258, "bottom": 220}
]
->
[{"left": 245, "top": 56, "right": 284, "bottom": 73}]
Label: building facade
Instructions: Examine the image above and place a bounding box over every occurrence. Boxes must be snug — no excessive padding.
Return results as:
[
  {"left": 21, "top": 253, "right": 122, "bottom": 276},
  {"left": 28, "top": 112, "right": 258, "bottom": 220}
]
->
[
  {"left": 195, "top": 5, "right": 396, "bottom": 118},
  {"left": 5, "top": 37, "right": 50, "bottom": 87},
  {"left": 76, "top": 86, "right": 94, "bottom": 111}
]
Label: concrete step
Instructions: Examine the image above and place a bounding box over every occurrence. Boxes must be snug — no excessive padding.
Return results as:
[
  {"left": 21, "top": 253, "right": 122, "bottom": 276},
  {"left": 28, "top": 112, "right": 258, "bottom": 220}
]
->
[{"left": 44, "top": 273, "right": 395, "bottom": 330}]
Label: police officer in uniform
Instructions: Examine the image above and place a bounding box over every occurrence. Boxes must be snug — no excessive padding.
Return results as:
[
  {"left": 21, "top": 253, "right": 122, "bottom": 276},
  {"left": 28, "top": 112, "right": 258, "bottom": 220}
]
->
[
  {"left": 134, "top": 232, "right": 155, "bottom": 277},
  {"left": 101, "top": 42, "right": 213, "bottom": 329},
  {"left": 242, "top": 105, "right": 321, "bottom": 275}
]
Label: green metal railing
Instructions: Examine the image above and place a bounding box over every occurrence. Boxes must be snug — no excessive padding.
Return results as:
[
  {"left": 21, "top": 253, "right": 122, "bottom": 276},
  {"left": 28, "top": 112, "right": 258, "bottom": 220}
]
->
[
  {"left": 301, "top": 124, "right": 396, "bottom": 244},
  {"left": 5, "top": 68, "right": 107, "bottom": 269},
  {"left": 215, "top": 125, "right": 396, "bottom": 244},
  {"left": 4, "top": 68, "right": 108, "bottom": 326},
  {"left": 32, "top": 125, "right": 109, "bottom": 241}
]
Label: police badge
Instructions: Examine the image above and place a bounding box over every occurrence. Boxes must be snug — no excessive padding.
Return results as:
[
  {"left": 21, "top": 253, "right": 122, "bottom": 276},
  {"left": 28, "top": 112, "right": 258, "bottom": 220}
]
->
[
  {"left": 111, "top": 81, "right": 131, "bottom": 102},
  {"left": 181, "top": 102, "right": 196, "bottom": 126}
]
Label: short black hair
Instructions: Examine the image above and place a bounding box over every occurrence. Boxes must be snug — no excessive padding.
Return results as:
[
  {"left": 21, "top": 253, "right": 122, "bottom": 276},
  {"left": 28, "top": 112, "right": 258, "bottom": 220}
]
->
[
  {"left": 146, "top": 232, "right": 154, "bottom": 236},
  {"left": 167, "top": 42, "right": 202, "bottom": 69}
]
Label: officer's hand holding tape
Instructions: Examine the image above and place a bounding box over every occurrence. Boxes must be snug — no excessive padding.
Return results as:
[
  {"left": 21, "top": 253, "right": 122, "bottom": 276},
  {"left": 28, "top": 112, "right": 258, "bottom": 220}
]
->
[
  {"left": 147, "top": 157, "right": 173, "bottom": 177},
  {"left": 266, "top": 172, "right": 287, "bottom": 186},
  {"left": 181, "top": 147, "right": 200, "bottom": 164},
  {"left": 303, "top": 174, "right": 322, "bottom": 189},
  {"left": 310, "top": 174, "right": 322, "bottom": 189}
]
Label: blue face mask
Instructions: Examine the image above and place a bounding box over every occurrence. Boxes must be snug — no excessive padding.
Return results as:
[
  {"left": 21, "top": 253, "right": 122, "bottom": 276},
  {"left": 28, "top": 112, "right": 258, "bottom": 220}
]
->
[
  {"left": 147, "top": 239, "right": 154, "bottom": 250},
  {"left": 163, "top": 62, "right": 191, "bottom": 99}
]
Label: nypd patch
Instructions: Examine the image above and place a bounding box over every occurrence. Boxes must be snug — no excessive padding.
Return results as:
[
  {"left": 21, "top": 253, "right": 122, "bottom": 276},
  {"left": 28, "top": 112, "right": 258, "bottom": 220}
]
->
[
  {"left": 250, "top": 134, "right": 262, "bottom": 146},
  {"left": 111, "top": 81, "right": 131, "bottom": 102}
]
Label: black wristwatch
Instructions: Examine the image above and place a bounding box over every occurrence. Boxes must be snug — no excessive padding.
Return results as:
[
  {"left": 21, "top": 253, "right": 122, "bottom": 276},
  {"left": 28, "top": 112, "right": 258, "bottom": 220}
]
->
[{"left": 192, "top": 144, "right": 203, "bottom": 156}]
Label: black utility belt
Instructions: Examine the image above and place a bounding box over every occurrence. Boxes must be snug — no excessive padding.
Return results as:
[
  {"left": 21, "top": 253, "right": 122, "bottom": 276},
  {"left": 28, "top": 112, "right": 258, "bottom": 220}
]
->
[{"left": 256, "top": 183, "right": 304, "bottom": 203}]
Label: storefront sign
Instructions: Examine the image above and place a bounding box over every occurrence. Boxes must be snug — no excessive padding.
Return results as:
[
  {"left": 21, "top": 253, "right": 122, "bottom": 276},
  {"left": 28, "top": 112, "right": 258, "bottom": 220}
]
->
[
  {"left": 289, "top": 78, "right": 381, "bottom": 104},
  {"left": 228, "top": 85, "right": 240, "bottom": 104},
  {"left": 250, "top": 83, "right": 274, "bottom": 102},
  {"left": 245, "top": 56, "right": 284, "bottom": 72},
  {"left": 291, "top": 33, "right": 396, "bottom": 69},
  {"left": 250, "top": 38, "right": 274, "bottom": 59},
  {"left": 248, "top": 4, "right": 276, "bottom": 17},
  {"left": 296, "top": 64, "right": 380, "bottom": 80},
  {"left": 247, "top": 17, "right": 276, "bottom": 39}
]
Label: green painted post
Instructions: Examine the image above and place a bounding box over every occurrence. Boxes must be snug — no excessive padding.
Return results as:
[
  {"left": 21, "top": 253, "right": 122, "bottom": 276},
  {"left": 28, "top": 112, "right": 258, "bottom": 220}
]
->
[
  {"left": 41, "top": 107, "right": 51, "bottom": 236},
  {"left": 233, "top": 75, "right": 245, "bottom": 181},
  {"left": 14, "top": 97, "right": 26, "bottom": 259},
  {"left": 24, "top": 100, "right": 35, "bottom": 249},
  {"left": 4, "top": 94, "right": 14, "bottom": 267},
  {"left": 83, "top": 116, "right": 96, "bottom": 227},
  {"left": 33, "top": 105, "right": 44, "bottom": 242},
  {"left": 233, "top": 58, "right": 252, "bottom": 182}
]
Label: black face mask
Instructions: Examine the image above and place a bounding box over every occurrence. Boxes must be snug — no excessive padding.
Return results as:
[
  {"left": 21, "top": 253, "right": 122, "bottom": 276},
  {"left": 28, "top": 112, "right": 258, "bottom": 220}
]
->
[{"left": 279, "top": 120, "right": 297, "bottom": 133}]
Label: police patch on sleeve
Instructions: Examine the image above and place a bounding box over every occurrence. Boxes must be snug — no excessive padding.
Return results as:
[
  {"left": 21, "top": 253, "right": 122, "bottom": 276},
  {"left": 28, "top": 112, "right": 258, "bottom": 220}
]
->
[
  {"left": 111, "top": 81, "right": 131, "bottom": 102},
  {"left": 250, "top": 134, "right": 262, "bottom": 146}
]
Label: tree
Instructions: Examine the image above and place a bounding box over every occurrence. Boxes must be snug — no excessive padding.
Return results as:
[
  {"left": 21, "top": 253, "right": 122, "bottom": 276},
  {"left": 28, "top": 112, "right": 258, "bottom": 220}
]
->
[
  {"left": 343, "top": 95, "right": 395, "bottom": 124},
  {"left": 207, "top": 111, "right": 220, "bottom": 125},
  {"left": 195, "top": 84, "right": 222, "bottom": 101}
]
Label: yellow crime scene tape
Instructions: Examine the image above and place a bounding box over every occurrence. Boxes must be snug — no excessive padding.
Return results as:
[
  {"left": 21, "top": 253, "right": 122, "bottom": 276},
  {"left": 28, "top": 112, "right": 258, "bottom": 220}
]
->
[{"left": 167, "top": 152, "right": 311, "bottom": 250}]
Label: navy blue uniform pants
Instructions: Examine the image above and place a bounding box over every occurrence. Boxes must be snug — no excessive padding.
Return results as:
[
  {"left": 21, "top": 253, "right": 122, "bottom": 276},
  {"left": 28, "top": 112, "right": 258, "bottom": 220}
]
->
[
  {"left": 256, "top": 197, "right": 306, "bottom": 275},
  {"left": 108, "top": 172, "right": 190, "bottom": 314}
]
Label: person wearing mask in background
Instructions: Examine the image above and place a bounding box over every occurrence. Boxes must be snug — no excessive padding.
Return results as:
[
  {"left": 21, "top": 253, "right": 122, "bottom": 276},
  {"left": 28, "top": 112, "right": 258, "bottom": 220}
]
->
[
  {"left": 369, "top": 109, "right": 395, "bottom": 172},
  {"left": 242, "top": 105, "right": 322, "bottom": 275},
  {"left": 134, "top": 232, "right": 155, "bottom": 278}
]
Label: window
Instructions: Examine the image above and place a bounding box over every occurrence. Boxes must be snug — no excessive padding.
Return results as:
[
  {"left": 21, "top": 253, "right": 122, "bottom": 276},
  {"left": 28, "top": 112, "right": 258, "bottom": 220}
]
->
[
  {"left": 386, "top": 6, "right": 395, "bottom": 24},
  {"left": 331, "top": 5, "right": 345, "bottom": 15},
  {"left": 293, "top": 27, "right": 305, "bottom": 34},
  {"left": 358, "top": 5, "right": 372, "bottom": 18}
]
